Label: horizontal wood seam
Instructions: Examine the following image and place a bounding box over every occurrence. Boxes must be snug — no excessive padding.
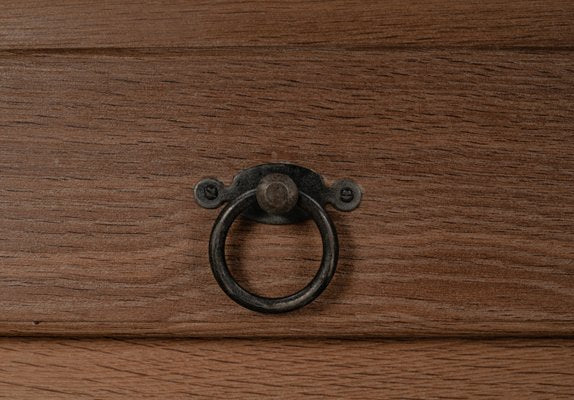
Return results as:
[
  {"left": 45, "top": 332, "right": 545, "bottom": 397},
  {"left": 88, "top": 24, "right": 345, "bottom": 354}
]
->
[{"left": 2, "top": 45, "right": 574, "bottom": 55}]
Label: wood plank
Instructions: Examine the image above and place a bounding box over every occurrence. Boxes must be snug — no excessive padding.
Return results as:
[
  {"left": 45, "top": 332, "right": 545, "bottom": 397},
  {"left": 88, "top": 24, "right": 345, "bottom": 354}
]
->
[
  {"left": 0, "top": 338, "right": 573, "bottom": 399},
  {"left": 0, "top": 49, "right": 573, "bottom": 337},
  {"left": 1, "top": 0, "right": 574, "bottom": 49}
]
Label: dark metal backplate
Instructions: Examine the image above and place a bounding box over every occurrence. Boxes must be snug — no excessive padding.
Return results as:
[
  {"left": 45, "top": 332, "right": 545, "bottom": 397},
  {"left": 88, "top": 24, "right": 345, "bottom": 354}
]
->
[{"left": 194, "top": 163, "right": 362, "bottom": 224}]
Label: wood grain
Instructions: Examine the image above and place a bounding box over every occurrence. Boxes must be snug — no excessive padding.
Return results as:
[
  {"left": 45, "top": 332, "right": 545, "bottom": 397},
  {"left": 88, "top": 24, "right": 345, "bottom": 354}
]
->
[
  {"left": 0, "top": 49, "right": 572, "bottom": 336},
  {"left": 1, "top": 0, "right": 574, "bottom": 49},
  {"left": 0, "top": 338, "right": 572, "bottom": 399}
]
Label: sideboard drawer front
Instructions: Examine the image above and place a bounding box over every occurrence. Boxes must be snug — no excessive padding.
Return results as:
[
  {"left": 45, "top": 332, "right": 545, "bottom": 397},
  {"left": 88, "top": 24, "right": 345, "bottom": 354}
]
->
[{"left": 0, "top": 49, "right": 573, "bottom": 337}]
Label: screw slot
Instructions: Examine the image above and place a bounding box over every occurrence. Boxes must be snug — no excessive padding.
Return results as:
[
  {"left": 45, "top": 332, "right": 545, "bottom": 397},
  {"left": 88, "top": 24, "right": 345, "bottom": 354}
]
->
[
  {"left": 204, "top": 184, "right": 219, "bottom": 200},
  {"left": 340, "top": 187, "right": 354, "bottom": 203}
]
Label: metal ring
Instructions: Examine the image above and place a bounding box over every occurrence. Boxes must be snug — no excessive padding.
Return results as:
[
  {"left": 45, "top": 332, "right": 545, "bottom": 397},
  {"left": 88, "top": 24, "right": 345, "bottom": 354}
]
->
[{"left": 209, "top": 189, "right": 339, "bottom": 313}]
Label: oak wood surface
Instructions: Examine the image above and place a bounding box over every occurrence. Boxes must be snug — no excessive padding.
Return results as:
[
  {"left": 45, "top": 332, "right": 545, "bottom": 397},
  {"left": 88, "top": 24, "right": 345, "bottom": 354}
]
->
[
  {"left": 1, "top": 2, "right": 572, "bottom": 398},
  {"left": 1, "top": 49, "right": 572, "bottom": 336},
  {"left": 1, "top": 0, "right": 574, "bottom": 49},
  {"left": 0, "top": 338, "right": 573, "bottom": 399}
]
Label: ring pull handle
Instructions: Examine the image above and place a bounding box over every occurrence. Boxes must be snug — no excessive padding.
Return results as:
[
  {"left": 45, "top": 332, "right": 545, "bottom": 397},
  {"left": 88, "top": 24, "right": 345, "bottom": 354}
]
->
[{"left": 194, "top": 163, "right": 362, "bottom": 313}]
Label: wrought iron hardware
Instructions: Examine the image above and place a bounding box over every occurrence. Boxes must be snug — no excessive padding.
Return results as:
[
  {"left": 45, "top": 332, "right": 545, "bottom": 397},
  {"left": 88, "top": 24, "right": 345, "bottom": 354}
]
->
[{"left": 194, "top": 163, "right": 362, "bottom": 313}]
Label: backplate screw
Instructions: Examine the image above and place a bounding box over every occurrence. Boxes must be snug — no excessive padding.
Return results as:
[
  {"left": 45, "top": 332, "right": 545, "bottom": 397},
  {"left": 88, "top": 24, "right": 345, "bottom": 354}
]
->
[
  {"left": 204, "top": 184, "right": 219, "bottom": 200},
  {"left": 340, "top": 187, "right": 354, "bottom": 203}
]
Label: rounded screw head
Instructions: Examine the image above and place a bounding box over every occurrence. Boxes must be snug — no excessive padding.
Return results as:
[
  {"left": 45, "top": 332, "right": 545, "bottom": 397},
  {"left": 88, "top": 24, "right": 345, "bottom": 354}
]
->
[
  {"left": 194, "top": 178, "right": 225, "bottom": 209},
  {"left": 256, "top": 173, "right": 299, "bottom": 215},
  {"left": 330, "top": 179, "right": 362, "bottom": 211}
]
